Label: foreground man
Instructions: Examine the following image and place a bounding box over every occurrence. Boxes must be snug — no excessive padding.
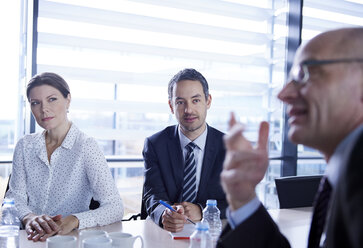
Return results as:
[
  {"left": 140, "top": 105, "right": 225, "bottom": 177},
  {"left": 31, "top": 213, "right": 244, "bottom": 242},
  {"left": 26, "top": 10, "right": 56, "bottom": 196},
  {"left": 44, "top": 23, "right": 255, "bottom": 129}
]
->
[{"left": 218, "top": 27, "right": 363, "bottom": 248}]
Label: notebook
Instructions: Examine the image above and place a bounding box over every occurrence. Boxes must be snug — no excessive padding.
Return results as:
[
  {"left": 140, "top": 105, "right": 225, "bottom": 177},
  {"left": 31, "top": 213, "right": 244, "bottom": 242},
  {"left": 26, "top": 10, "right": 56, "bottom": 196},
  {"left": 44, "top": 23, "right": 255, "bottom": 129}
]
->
[{"left": 169, "top": 223, "right": 195, "bottom": 240}]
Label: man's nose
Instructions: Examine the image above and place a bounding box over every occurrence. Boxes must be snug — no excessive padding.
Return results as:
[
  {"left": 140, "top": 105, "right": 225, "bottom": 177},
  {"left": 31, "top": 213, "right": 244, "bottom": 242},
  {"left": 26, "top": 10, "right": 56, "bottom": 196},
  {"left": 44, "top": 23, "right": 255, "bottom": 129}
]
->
[
  {"left": 184, "top": 103, "right": 193, "bottom": 114},
  {"left": 277, "top": 81, "right": 299, "bottom": 104}
]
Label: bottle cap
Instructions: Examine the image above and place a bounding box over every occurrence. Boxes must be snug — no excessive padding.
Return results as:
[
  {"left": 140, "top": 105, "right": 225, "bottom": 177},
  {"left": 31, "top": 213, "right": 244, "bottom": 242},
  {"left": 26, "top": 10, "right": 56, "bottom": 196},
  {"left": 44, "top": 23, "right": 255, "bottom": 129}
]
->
[
  {"left": 206, "top": 199, "right": 217, "bottom": 206},
  {"left": 3, "top": 198, "right": 15, "bottom": 205}
]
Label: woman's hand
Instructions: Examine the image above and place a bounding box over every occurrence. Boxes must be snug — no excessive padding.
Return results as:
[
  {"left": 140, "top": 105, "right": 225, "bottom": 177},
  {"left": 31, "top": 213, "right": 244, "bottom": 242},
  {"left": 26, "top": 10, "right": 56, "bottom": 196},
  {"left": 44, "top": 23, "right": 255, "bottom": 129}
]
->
[
  {"left": 23, "top": 214, "right": 79, "bottom": 242},
  {"left": 57, "top": 215, "right": 79, "bottom": 235},
  {"left": 23, "top": 213, "right": 62, "bottom": 242}
]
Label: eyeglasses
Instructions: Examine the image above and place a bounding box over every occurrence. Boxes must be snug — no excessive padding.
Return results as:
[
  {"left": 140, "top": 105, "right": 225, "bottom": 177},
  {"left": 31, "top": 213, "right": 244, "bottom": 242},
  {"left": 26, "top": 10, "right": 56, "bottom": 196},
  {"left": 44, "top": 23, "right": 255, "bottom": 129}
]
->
[{"left": 289, "top": 58, "right": 363, "bottom": 84}]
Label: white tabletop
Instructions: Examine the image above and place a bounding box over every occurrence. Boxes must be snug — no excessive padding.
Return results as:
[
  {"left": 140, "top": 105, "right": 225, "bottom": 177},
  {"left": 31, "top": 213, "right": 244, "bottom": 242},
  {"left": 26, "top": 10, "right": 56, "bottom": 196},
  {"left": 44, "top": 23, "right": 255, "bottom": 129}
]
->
[
  {"left": 19, "top": 207, "right": 312, "bottom": 248},
  {"left": 269, "top": 207, "right": 312, "bottom": 248}
]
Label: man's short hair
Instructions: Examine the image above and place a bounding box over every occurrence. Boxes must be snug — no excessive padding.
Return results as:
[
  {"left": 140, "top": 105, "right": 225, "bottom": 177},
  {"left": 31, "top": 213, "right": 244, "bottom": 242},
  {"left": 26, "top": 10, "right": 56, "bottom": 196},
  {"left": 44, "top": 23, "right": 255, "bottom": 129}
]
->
[{"left": 168, "top": 68, "right": 209, "bottom": 100}]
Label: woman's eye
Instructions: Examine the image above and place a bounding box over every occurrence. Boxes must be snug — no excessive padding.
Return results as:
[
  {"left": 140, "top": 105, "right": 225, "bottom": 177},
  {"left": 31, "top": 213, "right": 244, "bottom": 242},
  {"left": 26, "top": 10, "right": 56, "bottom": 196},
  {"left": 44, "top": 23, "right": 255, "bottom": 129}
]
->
[
  {"left": 30, "top": 101, "right": 39, "bottom": 106},
  {"left": 49, "top": 97, "right": 57, "bottom": 102}
]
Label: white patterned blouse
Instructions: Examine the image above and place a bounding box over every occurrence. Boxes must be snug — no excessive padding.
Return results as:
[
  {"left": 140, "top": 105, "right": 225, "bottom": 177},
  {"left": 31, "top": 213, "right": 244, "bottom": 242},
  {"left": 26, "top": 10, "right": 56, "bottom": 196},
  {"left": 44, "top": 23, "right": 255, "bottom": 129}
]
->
[{"left": 6, "top": 124, "right": 124, "bottom": 229}]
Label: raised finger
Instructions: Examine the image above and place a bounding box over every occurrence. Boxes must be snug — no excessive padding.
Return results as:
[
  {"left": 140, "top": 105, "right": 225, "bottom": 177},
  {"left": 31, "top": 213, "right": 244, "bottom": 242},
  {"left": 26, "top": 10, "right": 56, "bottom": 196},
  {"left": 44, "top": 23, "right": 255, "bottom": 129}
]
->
[
  {"left": 257, "top": 121, "right": 269, "bottom": 151},
  {"left": 228, "top": 112, "right": 237, "bottom": 130}
]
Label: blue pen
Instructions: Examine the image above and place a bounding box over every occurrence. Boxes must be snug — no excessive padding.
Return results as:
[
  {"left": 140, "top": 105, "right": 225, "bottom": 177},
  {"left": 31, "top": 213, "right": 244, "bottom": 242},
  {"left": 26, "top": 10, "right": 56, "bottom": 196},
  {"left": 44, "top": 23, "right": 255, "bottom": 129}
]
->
[{"left": 159, "top": 200, "right": 196, "bottom": 225}]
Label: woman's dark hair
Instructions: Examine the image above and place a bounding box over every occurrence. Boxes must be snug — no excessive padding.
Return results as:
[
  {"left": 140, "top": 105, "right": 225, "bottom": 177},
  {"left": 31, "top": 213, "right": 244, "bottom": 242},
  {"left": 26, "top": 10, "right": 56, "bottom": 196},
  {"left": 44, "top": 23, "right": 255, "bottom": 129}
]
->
[{"left": 26, "top": 72, "right": 70, "bottom": 101}]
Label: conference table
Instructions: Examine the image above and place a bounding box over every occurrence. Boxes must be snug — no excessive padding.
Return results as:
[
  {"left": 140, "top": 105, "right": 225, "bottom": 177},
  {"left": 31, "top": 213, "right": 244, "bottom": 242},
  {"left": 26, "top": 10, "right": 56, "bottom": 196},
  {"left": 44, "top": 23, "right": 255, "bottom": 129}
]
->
[{"left": 19, "top": 207, "right": 312, "bottom": 248}]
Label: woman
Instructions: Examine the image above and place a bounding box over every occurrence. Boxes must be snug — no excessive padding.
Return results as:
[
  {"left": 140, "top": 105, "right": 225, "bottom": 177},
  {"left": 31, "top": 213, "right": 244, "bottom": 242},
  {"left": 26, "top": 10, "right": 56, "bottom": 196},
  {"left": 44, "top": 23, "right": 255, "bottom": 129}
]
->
[{"left": 6, "top": 72, "right": 124, "bottom": 242}]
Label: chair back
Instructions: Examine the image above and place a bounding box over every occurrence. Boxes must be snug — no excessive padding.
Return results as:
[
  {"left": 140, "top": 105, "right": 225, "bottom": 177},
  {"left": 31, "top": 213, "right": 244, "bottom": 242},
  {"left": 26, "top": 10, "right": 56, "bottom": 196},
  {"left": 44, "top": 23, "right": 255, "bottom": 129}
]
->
[{"left": 275, "top": 175, "right": 322, "bottom": 208}]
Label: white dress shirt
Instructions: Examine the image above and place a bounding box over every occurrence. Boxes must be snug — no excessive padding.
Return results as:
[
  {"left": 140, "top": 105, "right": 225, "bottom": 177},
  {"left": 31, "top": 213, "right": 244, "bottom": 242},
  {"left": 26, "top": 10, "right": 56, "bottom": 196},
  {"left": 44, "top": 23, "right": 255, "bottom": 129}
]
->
[{"left": 6, "top": 124, "right": 124, "bottom": 229}]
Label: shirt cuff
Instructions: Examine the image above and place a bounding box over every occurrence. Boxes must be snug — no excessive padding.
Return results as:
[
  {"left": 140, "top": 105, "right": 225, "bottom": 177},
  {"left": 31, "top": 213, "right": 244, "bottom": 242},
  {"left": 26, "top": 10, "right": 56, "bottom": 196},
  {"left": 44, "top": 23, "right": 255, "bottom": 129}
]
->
[
  {"left": 73, "top": 212, "right": 95, "bottom": 230},
  {"left": 226, "top": 196, "right": 261, "bottom": 229},
  {"left": 156, "top": 204, "right": 167, "bottom": 227}
]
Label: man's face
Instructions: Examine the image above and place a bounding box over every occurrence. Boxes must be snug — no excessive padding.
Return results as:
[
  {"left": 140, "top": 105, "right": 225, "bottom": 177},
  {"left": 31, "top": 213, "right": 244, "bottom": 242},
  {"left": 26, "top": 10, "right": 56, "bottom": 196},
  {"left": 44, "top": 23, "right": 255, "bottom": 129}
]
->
[
  {"left": 169, "top": 80, "right": 211, "bottom": 139},
  {"left": 277, "top": 38, "right": 363, "bottom": 154}
]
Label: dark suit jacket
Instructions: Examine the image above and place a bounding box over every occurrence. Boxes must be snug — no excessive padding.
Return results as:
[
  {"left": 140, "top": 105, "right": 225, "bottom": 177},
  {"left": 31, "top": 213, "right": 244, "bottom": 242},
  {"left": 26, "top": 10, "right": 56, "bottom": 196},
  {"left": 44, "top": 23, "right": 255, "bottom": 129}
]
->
[
  {"left": 217, "top": 130, "right": 363, "bottom": 248},
  {"left": 142, "top": 125, "right": 227, "bottom": 226},
  {"left": 325, "top": 130, "right": 363, "bottom": 248}
]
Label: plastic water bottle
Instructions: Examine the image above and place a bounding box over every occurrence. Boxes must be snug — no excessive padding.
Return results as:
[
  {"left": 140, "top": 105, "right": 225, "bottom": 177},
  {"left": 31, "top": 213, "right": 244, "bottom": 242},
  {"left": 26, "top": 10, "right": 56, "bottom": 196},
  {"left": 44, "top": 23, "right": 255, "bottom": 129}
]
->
[
  {"left": 0, "top": 198, "right": 20, "bottom": 248},
  {"left": 189, "top": 222, "right": 212, "bottom": 248},
  {"left": 202, "top": 199, "right": 222, "bottom": 242}
]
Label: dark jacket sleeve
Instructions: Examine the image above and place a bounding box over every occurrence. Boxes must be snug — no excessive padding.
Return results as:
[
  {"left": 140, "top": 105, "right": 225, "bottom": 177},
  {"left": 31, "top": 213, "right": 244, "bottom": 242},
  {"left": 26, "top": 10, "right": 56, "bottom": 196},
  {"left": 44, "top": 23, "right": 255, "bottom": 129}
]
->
[
  {"left": 217, "top": 205, "right": 291, "bottom": 248},
  {"left": 142, "top": 137, "right": 169, "bottom": 226}
]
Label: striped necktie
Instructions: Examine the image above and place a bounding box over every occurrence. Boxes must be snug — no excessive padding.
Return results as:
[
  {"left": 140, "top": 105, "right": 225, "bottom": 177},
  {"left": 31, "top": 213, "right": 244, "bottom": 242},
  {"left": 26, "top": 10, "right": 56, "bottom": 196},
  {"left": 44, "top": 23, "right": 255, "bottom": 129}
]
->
[
  {"left": 308, "top": 176, "right": 332, "bottom": 248},
  {"left": 182, "top": 142, "right": 197, "bottom": 203}
]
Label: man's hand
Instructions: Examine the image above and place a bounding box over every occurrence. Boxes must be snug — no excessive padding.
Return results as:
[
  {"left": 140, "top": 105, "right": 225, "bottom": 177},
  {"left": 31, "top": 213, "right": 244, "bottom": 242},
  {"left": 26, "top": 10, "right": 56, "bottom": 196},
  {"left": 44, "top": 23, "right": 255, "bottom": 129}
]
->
[
  {"left": 178, "top": 202, "right": 202, "bottom": 221},
  {"left": 221, "top": 113, "right": 269, "bottom": 211},
  {"left": 23, "top": 213, "right": 62, "bottom": 242},
  {"left": 161, "top": 205, "right": 187, "bottom": 232}
]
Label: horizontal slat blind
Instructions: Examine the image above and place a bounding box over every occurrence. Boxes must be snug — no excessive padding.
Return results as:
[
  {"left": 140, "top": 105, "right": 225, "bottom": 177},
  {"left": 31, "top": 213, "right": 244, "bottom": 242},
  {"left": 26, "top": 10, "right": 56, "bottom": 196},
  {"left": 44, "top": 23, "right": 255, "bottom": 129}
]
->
[{"left": 36, "top": 0, "right": 287, "bottom": 157}]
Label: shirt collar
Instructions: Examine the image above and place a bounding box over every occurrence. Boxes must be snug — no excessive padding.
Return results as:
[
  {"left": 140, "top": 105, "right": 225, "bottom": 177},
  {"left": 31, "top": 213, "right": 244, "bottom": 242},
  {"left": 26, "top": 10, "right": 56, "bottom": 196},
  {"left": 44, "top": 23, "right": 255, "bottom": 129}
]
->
[
  {"left": 326, "top": 124, "right": 363, "bottom": 188},
  {"left": 61, "top": 123, "right": 77, "bottom": 150},
  {"left": 178, "top": 124, "right": 208, "bottom": 151},
  {"left": 39, "top": 123, "right": 78, "bottom": 150}
]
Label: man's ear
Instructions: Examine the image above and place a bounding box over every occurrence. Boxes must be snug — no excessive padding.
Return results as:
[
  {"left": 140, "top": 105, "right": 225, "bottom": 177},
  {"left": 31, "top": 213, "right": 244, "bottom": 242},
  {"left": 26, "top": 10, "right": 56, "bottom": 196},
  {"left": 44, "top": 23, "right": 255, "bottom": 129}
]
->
[
  {"left": 206, "top": 94, "right": 212, "bottom": 109},
  {"left": 168, "top": 99, "right": 174, "bottom": 114}
]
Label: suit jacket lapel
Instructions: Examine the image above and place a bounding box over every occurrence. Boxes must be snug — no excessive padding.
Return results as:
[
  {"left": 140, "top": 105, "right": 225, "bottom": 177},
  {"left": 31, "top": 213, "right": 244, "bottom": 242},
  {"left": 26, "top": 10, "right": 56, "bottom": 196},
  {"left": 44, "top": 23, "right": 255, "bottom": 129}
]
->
[
  {"left": 198, "top": 126, "right": 218, "bottom": 198},
  {"left": 167, "top": 125, "right": 184, "bottom": 201}
]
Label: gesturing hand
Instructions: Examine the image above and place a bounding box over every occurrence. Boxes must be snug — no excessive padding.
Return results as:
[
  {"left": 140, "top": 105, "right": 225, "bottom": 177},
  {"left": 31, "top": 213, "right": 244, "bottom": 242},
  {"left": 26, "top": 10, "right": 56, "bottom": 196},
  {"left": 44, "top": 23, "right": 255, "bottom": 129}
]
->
[{"left": 221, "top": 113, "right": 269, "bottom": 211}]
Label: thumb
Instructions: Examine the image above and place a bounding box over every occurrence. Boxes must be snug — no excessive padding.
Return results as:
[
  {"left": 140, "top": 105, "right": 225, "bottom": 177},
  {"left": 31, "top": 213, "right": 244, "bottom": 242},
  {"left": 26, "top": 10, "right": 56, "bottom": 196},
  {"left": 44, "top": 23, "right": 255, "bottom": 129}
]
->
[
  {"left": 175, "top": 205, "right": 185, "bottom": 215},
  {"left": 257, "top": 121, "right": 269, "bottom": 151}
]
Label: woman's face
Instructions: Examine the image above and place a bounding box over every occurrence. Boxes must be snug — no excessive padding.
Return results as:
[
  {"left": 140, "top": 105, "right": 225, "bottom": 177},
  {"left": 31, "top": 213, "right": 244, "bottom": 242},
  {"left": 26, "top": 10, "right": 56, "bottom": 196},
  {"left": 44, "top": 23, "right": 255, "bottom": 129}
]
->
[{"left": 28, "top": 84, "right": 70, "bottom": 131}]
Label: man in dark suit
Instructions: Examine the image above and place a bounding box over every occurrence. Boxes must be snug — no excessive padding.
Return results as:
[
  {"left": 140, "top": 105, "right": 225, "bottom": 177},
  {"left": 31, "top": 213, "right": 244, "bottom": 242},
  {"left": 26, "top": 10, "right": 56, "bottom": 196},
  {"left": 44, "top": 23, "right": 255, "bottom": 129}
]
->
[
  {"left": 143, "top": 68, "right": 227, "bottom": 232},
  {"left": 217, "top": 27, "right": 363, "bottom": 248}
]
